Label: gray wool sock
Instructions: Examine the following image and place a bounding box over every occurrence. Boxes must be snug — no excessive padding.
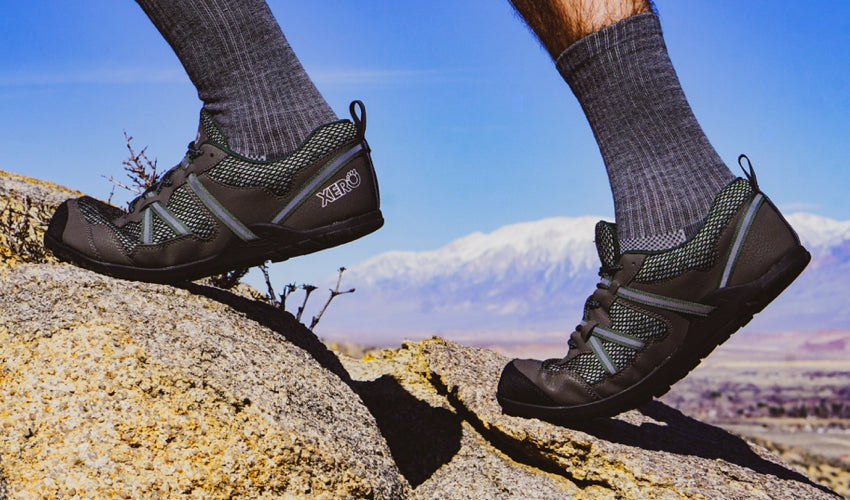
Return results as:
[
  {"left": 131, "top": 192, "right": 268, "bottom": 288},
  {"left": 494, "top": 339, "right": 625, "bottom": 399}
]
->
[
  {"left": 136, "top": 0, "right": 337, "bottom": 159},
  {"left": 556, "top": 12, "right": 735, "bottom": 252}
]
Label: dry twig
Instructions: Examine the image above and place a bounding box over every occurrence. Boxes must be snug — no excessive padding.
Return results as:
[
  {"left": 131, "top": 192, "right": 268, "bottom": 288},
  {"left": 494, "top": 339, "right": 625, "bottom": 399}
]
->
[
  {"left": 280, "top": 282, "right": 298, "bottom": 310},
  {"left": 310, "top": 267, "right": 355, "bottom": 330},
  {"left": 102, "top": 133, "right": 159, "bottom": 203},
  {"left": 207, "top": 267, "right": 249, "bottom": 290},
  {"left": 295, "top": 285, "right": 318, "bottom": 322},
  {"left": 120, "top": 132, "right": 159, "bottom": 193},
  {"left": 260, "top": 263, "right": 278, "bottom": 306}
]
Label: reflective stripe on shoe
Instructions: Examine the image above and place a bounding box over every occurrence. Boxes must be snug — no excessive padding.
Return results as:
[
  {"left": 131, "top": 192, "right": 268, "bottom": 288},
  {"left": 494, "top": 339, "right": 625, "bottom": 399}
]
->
[
  {"left": 719, "top": 193, "right": 765, "bottom": 288},
  {"left": 587, "top": 323, "right": 646, "bottom": 349},
  {"left": 599, "top": 277, "right": 715, "bottom": 316},
  {"left": 497, "top": 170, "right": 811, "bottom": 422},
  {"left": 149, "top": 202, "right": 191, "bottom": 238},
  {"left": 186, "top": 173, "right": 259, "bottom": 242},
  {"left": 44, "top": 100, "right": 383, "bottom": 283},
  {"left": 271, "top": 143, "right": 365, "bottom": 225}
]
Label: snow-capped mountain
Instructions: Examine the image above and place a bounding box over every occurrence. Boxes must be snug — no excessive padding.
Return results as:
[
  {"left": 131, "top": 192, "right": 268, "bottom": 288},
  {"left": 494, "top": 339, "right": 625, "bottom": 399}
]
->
[
  {"left": 318, "top": 213, "right": 850, "bottom": 345},
  {"left": 351, "top": 216, "right": 602, "bottom": 286}
]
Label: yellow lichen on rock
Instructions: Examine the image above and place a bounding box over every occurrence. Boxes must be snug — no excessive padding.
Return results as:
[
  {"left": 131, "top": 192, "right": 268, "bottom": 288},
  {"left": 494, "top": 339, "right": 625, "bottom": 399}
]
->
[
  {"left": 0, "top": 170, "right": 82, "bottom": 199},
  {"left": 0, "top": 263, "right": 405, "bottom": 498},
  {"left": 0, "top": 196, "right": 55, "bottom": 266},
  {"left": 0, "top": 323, "right": 360, "bottom": 499},
  {"left": 339, "top": 338, "right": 450, "bottom": 410},
  {"left": 0, "top": 169, "right": 82, "bottom": 267}
]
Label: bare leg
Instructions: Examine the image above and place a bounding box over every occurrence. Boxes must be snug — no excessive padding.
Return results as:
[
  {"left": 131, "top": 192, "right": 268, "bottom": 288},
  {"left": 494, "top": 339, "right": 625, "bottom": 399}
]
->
[
  {"left": 508, "top": 0, "right": 734, "bottom": 251},
  {"left": 509, "top": 0, "right": 652, "bottom": 58},
  {"left": 494, "top": 1, "right": 809, "bottom": 423}
]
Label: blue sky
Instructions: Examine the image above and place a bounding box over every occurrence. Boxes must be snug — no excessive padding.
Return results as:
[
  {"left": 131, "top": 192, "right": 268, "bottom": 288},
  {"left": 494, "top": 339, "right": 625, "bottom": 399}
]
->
[{"left": 1, "top": 1, "right": 848, "bottom": 286}]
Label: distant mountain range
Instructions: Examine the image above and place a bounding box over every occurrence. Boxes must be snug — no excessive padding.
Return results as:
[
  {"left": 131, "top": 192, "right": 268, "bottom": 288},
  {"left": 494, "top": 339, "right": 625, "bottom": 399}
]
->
[{"left": 318, "top": 213, "right": 850, "bottom": 346}]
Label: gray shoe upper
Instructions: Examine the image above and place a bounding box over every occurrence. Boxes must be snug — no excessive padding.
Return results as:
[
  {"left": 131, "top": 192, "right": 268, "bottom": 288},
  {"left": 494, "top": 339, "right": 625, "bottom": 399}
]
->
[
  {"left": 498, "top": 175, "right": 804, "bottom": 411},
  {"left": 47, "top": 102, "right": 382, "bottom": 279}
]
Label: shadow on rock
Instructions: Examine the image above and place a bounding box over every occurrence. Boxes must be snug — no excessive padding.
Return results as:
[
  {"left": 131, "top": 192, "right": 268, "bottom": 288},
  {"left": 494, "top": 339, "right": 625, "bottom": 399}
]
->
[
  {"left": 578, "top": 401, "right": 837, "bottom": 496},
  {"left": 181, "top": 283, "right": 463, "bottom": 487},
  {"left": 180, "top": 282, "right": 353, "bottom": 384},
  {"left": 355, "top": 375, "right": 463, "bottom": 487}
]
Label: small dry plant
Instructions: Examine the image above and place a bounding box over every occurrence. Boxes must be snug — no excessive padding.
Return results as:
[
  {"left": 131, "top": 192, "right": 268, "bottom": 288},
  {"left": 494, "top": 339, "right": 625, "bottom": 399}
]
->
[
  {"left": 105, "top": 134, "right": 358, "bottom": 324},
  {"left": 103, "top": 132, "right": 160, "bottom": 204},
  {"left": 104, "top": 134, "right": 244, "bottom": 290},
  {"left": 261, "top": 265, "right": 355, "bottom": 331}
]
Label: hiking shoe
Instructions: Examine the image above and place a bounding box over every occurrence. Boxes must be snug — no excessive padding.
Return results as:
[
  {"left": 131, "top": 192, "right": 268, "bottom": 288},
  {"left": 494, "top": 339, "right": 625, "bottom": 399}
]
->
[
  {"left": 496, "top": 158, "right": 810, "bottom": 423},
  {"left": 45, "top": 101, "right": 383, "bottom": 283}
]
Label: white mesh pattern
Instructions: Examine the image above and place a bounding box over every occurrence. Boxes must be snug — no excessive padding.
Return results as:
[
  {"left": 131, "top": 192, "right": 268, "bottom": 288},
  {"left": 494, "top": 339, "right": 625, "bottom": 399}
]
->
[
  {"left": 150, "top": 213, "right": 178, "bottom": 244},
  {"left": 206, "top": 121, "right": 357, "bottom": 195},
  {"left": 549, "top": 353, "right": 608, "bottom": 385},
  {"left": 166, "top": 185, "right": 216, "bottom": 239},
  {"left": 635, "top": 179, "right": 752, "bottom": 283},
  {"left": 609, "top": 302, "right": 667, "bottom": 342},
  {"left": 620, "top": 229, "right": 686, "bottom": 253},
  {"left": 76, "top": 197, "right": 140, "bottom": 252},
  {"left": 604, "top": 341, "right": 633, "bottom": 372},
  {"left": 201, "top": 110, "right": 229, "bottom": 146},
  {"left": 594, "top": 221, "right": 619, "bottom": 268}
]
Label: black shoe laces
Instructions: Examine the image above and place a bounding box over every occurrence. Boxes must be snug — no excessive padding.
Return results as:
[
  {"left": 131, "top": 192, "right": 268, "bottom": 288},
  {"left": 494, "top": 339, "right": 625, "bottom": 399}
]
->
[
  {"left": 129, "top": 142, "right": 204, "bottom": 213},
  {"left": 566, "top": 263, "right": 622, "bottom": 349}
]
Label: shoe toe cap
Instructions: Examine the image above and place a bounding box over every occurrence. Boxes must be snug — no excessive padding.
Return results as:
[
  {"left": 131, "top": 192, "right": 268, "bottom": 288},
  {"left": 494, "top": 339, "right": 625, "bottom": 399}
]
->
[
  {"left": 498, "top": 357, "right": 602, "bottom": 410},
  {"left": 45, "top": 198, "right": 96, "bottom": 258},
  {"left": 45, "top": 198, "right": 134, "bottom": 266},
  {"left": 45, "top": 199, "right": 70, "bottom": 245},
  {"left": 497, "top": 359, "right": 558, "bottom": 407}
]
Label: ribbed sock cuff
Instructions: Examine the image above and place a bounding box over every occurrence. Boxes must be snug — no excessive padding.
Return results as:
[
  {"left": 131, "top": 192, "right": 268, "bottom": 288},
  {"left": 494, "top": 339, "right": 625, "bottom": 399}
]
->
[
  {"left": 554, "top": 12, "right": 734, "bottom": 249},
  {"left": 555, "top": 12, "right": 662, "bottom": 82}
]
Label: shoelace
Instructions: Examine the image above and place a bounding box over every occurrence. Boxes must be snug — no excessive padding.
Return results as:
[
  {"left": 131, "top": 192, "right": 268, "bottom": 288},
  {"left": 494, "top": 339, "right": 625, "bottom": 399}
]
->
[
  {"left": 128, "top": 142, "right": 204, "bottom": 213},
  {"left": 552, "top": 263, "right": 623, "bottom": 363}
]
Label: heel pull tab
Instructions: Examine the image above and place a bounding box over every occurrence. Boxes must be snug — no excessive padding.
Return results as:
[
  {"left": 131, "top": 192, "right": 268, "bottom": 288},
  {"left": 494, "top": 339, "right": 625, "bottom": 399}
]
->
[
  {"left": 737, "top": 154, "right": 759, "bottom": 191},
  {"left": 349, "top": 100, "right": 367, "bottom": 140}
]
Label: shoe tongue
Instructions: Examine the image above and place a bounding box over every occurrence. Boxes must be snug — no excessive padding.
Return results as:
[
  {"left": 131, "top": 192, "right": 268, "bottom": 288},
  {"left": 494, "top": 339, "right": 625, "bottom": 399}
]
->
[
  {"left": 196, "top": 109, "right": 229, "bottom": 147},
  {"left": 594, "top": 221, "right": 621, "bottom": 268}
]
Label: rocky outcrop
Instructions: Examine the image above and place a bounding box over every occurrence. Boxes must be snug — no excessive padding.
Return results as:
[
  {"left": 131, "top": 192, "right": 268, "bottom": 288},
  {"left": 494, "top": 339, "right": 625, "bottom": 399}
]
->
[
  {"left": 347, "top": 341, "right": 840, "bottom": 499},
  {"left": 0, "top": 170, "right": 80, "bottom": 266},
  {"left": 0, "top": 264, "right": 407, "bottom": 498},
  {"left": 0, "top": 170, "right": 840, "bottom": 498}
]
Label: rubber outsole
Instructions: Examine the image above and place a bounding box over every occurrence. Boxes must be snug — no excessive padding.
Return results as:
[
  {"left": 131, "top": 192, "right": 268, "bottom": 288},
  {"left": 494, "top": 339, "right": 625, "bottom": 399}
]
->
[
  {"left": 44, "top": 209, "right": 383, "bottom": 284},
  {"left": 497, "top": 244, "right": 811, "bottom": 423}
]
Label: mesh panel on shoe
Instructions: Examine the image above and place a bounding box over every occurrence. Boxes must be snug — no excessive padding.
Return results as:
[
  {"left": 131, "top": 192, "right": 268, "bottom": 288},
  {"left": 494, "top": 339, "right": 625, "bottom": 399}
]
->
[
  {"left": 594, "top": 221, "right": 619, "bottom": 268},
  {"left": 77, "top": 197, "right": 124, "bottom": 225},
  {"left": 551, "top": 353, "right": 608, "bottom": 386},
  {"left": 620, "top": 229, "right": 685, "bottom": 253},
  {"left": 206, "top": 121, "right": 357, "bottom": 196},
  {"left": 116, "top": 221, "right": 142, "bottom": 251},
  {"left": 166, "top": 185, "right": 216, "bottom": 239},
  {"left": 609, "top": 302, "right": 667, "bottom": 343},
  {"left": 635, "top": 179, "right": 752, "bottom": 283},
  {"left": 604, "top": 341, "right": 633, "bottom": 371},
  {"left": 151, "top": 212, "right": 178, "bottom": 244},
  {"left": 200, "top": 110, "right": 229, "bottom": 146},
  {"left": 77, "top": 197, "right": 140, "bottom": 252},
  {"left": 558, "top": 302, "right": 667, "bottom": 386}
]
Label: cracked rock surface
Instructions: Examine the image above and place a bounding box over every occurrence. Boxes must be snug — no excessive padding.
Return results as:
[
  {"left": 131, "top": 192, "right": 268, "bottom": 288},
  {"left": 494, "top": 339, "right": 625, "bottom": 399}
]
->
[
  {"left": 345, "top": 341, "right": 839, "bottom": 499},
  {"left": 0, "top": 170, "right": 840, "bottom": 498},
  {"left": 0, "top": 264, "right": 407, "bottom": 499}
]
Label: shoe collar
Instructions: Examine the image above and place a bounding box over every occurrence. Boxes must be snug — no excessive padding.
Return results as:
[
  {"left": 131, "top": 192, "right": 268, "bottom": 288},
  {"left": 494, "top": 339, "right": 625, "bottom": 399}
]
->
[{"left": 594, "top": 220, "right": 621, "bottom": 269}]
